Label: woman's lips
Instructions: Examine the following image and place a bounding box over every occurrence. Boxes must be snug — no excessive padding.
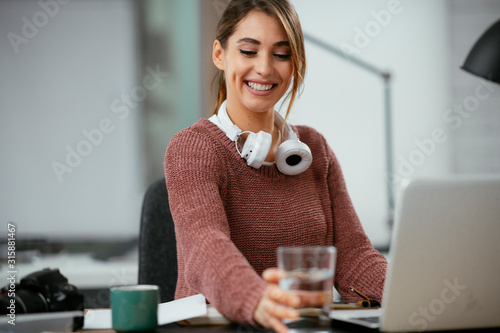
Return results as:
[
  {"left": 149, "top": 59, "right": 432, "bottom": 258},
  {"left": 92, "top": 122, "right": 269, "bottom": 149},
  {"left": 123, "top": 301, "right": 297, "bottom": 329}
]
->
[{"left": 244, "top": 80, "right": 277, "bottom": 96}]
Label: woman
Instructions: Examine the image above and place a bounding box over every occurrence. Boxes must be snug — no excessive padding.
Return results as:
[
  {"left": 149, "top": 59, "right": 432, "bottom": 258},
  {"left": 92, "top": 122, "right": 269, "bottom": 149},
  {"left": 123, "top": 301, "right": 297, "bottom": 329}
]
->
[{"left": 164, "top": 0, "right": 387, "bottom": 332}]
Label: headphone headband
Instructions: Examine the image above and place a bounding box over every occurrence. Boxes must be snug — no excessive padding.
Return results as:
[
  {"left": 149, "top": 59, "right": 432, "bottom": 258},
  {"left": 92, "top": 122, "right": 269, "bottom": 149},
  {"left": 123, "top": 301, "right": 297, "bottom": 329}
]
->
[
  {"left": 212, "top": 101, "right": 295, "bottom": 141},
  {"left": 209, "top": 101, "right": 312, "bottom": 175}
]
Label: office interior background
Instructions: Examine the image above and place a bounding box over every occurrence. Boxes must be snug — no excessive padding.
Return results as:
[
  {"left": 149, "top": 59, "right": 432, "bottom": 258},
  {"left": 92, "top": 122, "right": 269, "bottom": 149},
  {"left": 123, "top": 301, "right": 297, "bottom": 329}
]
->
[{"left": 1, "top": 0, "right": 499, "bottom": 300}]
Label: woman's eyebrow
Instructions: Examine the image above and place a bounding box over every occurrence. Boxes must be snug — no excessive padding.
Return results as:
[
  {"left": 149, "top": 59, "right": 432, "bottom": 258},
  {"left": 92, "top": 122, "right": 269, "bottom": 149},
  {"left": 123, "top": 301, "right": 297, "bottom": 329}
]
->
[
  {"left": 236, "top": 37, "right": 290, "bottom": 47},
  {"left": 237, "top": 37, "right": 260, "bottom": 45},
  {"left": 274, "top": 41, "right": 290, "bottom": 47}
]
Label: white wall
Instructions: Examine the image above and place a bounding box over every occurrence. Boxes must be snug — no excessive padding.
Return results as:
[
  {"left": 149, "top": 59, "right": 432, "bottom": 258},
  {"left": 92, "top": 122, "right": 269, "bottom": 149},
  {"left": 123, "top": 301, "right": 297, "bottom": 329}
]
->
[
  {"left": 0, "top": 0, "right": 143, "bottom": 239},
  {"left": 448, "top": 0, "right": 500, "bottom": 173},
  {"left": 289, "top": 0, "right": 454, "bottom": 247}
]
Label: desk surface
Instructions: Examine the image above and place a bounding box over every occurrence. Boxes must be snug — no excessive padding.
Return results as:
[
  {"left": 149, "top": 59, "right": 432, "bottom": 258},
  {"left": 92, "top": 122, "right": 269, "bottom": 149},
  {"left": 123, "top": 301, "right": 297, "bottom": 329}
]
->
[
  {"left": 81, "top": 321, "right": 500, "bottom": 333},
  {"left": 83, "top": 322, "right": 349, "bottom": 333}
]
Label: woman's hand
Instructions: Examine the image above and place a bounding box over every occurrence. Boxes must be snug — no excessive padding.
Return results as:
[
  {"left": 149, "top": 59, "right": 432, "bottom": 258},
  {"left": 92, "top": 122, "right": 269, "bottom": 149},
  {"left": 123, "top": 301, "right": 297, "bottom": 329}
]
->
[{"left": 253, "top": 268, "right": 300, "bottom": 333}]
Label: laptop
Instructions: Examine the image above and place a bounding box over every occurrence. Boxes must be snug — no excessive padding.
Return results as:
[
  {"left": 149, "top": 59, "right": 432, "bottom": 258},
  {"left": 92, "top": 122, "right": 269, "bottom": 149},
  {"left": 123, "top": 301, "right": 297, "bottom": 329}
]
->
[{"left": 330, "top": 175, "right": 500, "bottom": 332}]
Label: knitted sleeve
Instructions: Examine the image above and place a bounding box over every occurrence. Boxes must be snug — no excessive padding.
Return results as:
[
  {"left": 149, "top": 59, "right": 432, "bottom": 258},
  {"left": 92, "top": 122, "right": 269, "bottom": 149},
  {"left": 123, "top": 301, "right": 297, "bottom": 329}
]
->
[
  {"left": 164, "top": 129, "right": 267, "bottom": 325},
  {"left": 322, "top": 136, "right": 388, "bottom": 303}
]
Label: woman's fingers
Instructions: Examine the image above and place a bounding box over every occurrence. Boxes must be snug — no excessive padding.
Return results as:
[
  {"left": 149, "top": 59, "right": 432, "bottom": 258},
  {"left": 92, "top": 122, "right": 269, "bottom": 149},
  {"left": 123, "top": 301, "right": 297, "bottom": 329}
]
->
[
  {"left": 253, "top": 285, "right": 301, "bottom": 332},
  {"left": 294, "top": 290, "right": 332, "bottom": 307},
  {"left": 254, "top": 303, "right": 290, "bottom": 333},
  {"left": 262, "top": 268, "right": 300, "bottom": 308},
  {"left": 267, "top": 284, "right": 300, "bottom": 308},
  {"left": 266, "top": 315, "right": 290, "bottom": 333},
  {"left": 261, "top": 295, "right": 299, "bottom": 319},
  {"left": 254, "top": 299, "right": 298, "bottom": 333},
  {"left": 254, "top": 270, "right": 307, "bottom": 332},
  {"left": 262, "top": 268, "right": 286, "bottom": 284}
]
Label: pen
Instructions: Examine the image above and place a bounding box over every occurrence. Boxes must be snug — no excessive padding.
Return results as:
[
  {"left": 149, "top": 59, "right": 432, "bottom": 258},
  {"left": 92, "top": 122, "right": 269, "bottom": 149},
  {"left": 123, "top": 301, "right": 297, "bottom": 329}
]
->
[{"left": 349, "top": 286, "right": 381, "bottom": 308}]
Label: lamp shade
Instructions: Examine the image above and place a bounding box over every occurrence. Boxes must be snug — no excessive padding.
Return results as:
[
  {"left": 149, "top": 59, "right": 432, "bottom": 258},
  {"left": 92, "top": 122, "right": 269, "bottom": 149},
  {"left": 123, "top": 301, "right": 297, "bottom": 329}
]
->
[{"left": 461, "top": 19, "right": 500, "bottom": 84}]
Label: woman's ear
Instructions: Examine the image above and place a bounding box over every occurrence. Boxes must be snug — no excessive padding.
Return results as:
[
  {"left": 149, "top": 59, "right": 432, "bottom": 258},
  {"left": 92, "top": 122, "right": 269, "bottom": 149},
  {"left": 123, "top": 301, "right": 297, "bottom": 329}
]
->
[{"left": 213, "top": 40, "right": 225, "bottom": 71}]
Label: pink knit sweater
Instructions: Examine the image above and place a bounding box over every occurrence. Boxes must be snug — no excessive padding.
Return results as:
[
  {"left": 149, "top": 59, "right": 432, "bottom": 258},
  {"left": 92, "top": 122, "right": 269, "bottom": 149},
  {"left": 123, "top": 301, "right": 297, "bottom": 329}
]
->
[{"left": 164, "top": 118, "right": 387, "bottom": 325}]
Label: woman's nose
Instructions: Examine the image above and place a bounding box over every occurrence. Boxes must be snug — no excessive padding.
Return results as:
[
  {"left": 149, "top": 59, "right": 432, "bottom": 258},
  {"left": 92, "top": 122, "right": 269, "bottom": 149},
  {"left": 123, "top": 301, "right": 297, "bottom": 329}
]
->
[{"left": 254, "top": 54, "right": 274, "bottom": 77}]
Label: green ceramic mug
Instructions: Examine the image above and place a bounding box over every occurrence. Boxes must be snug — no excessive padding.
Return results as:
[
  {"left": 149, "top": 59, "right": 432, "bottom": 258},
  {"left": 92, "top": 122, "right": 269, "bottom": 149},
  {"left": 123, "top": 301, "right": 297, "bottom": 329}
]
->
[{"left": 110, "top": 285, "right": 159, "bottom": 331}]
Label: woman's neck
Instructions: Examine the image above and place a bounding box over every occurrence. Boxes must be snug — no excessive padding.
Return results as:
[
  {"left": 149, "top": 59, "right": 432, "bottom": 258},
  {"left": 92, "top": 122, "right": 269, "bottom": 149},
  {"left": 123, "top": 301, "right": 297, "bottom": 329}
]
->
[
  {"left": 225, "top": 99, "right": 275, "bottom": 134},
  {"left": 225, "top": 99, "right": 282, "bottom": 162}
]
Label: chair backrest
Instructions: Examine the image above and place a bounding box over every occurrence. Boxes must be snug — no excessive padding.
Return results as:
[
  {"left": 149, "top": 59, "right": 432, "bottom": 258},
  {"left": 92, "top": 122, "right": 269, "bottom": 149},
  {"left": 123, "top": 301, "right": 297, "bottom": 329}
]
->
[{"left": 138, "top": 178, "right": 177, "bottom": 303}]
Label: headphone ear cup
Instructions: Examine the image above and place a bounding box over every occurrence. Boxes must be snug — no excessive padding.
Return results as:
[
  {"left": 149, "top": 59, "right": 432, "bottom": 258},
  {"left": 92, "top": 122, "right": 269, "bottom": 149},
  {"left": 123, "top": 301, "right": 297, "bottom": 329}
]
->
[
  {"left": 240, "top": 131, "right": 272, "bottom": 169},
  {"left": 275, "top": 139, "right": 313, "bottom": 175}
]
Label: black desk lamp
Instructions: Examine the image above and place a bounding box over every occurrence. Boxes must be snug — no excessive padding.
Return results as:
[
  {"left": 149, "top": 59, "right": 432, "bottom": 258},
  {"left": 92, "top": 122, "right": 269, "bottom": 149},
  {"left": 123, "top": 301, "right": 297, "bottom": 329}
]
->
[{"left": 461, "top": 18, "right": 500, "bottom": 84}]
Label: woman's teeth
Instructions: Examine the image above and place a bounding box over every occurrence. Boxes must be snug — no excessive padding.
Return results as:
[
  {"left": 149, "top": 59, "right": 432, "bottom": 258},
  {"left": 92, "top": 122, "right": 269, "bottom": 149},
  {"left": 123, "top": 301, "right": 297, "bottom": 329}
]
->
[{"left": 246, "top": 81, "right": 274, "bottom": 91}]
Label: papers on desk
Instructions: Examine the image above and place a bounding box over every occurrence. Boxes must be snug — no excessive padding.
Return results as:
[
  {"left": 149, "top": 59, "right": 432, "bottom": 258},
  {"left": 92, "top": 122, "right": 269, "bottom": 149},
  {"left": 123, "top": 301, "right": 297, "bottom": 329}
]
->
[
  {"left": 178, "top": 305, "right": 231, "bottom": 326},
  {"left": 83, "top": 294, "right": 207, "bottom": 329}
]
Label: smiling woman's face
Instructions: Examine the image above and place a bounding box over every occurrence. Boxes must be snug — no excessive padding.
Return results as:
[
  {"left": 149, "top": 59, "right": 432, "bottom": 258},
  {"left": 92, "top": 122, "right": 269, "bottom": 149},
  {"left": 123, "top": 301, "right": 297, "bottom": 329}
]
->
[{"left": 213, "top": 10, "right": 294, "bottom": 115}]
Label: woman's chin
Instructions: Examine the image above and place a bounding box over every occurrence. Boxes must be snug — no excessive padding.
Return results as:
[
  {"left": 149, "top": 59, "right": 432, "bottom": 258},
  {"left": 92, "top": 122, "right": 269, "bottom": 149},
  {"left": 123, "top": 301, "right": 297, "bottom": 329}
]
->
[
  {"left": 238, "top": 91, "right": 283, "bottom": 113},
  {"left": 240, "top": 99, "right": 277, "bottom": 113}
]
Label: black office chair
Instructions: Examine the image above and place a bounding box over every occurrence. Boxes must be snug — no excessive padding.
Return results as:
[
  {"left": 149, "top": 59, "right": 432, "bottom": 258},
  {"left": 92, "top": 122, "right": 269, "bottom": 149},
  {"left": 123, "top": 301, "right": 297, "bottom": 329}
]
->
[{"left": 138, "top": 178, "right": 178, "bottom": 303}]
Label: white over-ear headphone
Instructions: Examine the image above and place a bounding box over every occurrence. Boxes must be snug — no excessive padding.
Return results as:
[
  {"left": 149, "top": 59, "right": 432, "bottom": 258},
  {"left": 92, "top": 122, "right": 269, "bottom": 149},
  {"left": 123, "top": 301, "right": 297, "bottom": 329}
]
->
[{"left": 209, "top": 101, "right": 312, "bottom": 176}]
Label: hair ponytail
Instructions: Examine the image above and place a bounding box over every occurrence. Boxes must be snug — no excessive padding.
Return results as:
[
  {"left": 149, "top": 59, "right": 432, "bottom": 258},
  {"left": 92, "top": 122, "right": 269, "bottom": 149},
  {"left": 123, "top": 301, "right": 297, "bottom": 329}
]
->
[{"left": 213, "top": 72, "right": 227, "bottom": 114}]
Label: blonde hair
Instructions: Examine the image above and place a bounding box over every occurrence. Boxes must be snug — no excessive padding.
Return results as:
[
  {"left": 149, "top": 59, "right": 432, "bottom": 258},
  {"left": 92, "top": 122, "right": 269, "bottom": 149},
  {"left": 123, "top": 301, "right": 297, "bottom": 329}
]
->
[{"left": 213, "top": 0, "right": 306, "bottom": 123}]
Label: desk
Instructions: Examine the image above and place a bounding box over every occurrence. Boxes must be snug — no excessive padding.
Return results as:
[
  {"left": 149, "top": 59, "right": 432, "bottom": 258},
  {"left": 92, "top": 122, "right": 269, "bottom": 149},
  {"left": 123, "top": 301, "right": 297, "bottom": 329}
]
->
[
  {"left": 81, "top": 321, "right": 500, "bottom": 333},
  {"left": 82, "top": 321, "right": 351, "bottom": 333}
]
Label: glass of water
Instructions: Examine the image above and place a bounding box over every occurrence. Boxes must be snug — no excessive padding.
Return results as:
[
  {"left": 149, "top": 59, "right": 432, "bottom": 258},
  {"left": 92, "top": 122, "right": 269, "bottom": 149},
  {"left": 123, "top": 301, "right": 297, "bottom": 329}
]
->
[{"left": 277, "top": 246, "right": 336, "bottom": 323}]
